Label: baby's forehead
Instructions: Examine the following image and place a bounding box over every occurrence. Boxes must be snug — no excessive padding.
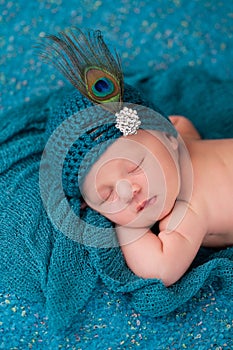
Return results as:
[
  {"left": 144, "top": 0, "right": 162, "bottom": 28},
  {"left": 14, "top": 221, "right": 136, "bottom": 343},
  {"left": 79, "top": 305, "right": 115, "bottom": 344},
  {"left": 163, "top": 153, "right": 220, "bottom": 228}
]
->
[
  {"left": 89, "top": 129, "right": 169, "bottom": 167},
  {"left": 82, "top": 129, "right": 172, "bottom": 186},
  {"left": 82, "top": 133, "right": 146, "bottom": 184}
]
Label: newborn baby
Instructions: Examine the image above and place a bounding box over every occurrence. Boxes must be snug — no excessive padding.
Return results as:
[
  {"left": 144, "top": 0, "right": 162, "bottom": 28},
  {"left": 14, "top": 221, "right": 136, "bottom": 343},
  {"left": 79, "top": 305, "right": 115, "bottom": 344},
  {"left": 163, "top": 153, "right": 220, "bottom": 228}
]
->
[
  {"left": 39, "top": 27, "right": 233, "bottom": 287},
  {"left": 82, "top": 116, "right": 233, "bottom": 286}
]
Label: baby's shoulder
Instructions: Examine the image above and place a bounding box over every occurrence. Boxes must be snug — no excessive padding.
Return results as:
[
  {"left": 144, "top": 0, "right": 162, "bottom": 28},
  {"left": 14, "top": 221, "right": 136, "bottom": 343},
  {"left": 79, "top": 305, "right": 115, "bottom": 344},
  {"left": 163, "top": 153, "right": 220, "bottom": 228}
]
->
[{"left": 159, "top": 199, "right": 207, "bottom": 240}]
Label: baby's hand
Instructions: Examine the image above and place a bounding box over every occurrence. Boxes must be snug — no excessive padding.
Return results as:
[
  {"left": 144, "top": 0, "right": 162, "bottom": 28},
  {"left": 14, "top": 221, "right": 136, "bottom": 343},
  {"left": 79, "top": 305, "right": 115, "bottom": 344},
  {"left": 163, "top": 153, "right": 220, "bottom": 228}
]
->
[
  {"left": 117, "top": 226, "right": 202, "bottom": 286},
  {"left": 169, "top": 115, "right": 201, "bottom": 140},
  {"left": 116, "top": 204, "right": 205, "bottom": 286}
]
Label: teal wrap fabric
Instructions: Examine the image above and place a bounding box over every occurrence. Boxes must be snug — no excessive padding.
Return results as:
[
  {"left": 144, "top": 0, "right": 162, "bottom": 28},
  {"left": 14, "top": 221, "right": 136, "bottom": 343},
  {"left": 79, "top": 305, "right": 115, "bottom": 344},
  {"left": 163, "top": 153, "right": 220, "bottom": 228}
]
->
[{"left": 1, "top": 67, "right": 233, "bottom": 331}]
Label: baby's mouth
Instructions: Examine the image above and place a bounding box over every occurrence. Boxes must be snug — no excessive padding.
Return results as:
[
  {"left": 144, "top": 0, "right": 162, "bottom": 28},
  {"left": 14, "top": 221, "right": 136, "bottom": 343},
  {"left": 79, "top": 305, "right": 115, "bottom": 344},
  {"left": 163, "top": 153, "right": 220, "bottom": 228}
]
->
[{"left": 137, "top": 196, "right": 157, "bottom": 212}]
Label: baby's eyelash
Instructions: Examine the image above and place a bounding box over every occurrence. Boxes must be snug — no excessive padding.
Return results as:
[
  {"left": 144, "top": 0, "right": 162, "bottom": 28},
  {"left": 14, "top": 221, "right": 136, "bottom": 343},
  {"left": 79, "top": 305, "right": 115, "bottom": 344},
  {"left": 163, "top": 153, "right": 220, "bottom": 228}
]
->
[
  {"left": 105, "top": 190, "right": 113, "bottom": 201},
  {"left": 100, "top": 189, "right": 113, "bottom": 204},
  {"left": 129, "top": 158, "right": 144, "bottom": 173}
]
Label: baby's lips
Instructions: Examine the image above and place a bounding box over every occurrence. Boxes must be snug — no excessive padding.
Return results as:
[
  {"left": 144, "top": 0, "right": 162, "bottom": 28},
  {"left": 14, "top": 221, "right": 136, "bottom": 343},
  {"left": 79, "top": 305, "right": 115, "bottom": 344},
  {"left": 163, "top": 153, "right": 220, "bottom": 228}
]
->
[
  {"left": 136, "top": 200, "right": 146, "bottom": 212},
  {"left": 136, "top": 196, "right": 157, "bottom": 212}
]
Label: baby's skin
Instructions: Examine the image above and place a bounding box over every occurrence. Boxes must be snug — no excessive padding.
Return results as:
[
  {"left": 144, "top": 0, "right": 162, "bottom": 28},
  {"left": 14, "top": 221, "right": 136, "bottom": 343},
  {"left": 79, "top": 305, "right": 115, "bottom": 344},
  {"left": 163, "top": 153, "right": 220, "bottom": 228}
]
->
[{"left": 83, "top": 116, "right": 233, "bottom": 286}]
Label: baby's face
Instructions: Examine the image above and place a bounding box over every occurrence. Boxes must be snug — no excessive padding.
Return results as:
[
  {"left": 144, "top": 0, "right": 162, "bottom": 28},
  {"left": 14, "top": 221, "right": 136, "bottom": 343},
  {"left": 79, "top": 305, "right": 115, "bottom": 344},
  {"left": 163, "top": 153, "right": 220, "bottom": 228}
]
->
[{"left": 82, "top": 130, "right": 180, "bottom": 229}]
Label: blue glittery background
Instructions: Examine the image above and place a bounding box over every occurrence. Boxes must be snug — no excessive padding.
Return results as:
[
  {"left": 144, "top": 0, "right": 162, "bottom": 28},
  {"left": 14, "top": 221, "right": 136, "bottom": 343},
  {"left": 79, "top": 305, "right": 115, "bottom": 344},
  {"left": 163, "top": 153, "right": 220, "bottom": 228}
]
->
[
  {"left": 0, "top": 0, "right": 233, "bottom": 349},
  {"left": 1, "top": 0, "right": 233, "bottom": 114}
]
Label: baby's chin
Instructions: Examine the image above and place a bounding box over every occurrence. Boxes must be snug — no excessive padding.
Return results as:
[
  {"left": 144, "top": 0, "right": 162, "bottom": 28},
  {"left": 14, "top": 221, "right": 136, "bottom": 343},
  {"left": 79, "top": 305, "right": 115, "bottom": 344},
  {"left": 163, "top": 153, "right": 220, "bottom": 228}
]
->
[
  {"left": 115, "top": 216, "right": 157, "bottom": 230},
  {"left": 111, "top": 208, "right": 161, "bottom": 229},
  {"left": 115, "top": 224, "right": 151, "bottom": 246}
]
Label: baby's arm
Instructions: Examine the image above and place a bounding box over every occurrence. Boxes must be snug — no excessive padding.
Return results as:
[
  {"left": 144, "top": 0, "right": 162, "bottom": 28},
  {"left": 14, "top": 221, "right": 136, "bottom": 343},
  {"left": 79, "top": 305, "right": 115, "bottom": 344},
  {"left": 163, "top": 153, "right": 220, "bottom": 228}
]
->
[
  {"left": 169, "top": 115, "right": 201, "bottom": 140},
  {"left": 116, "top": 206, "right": 206, "bottom": 286}
]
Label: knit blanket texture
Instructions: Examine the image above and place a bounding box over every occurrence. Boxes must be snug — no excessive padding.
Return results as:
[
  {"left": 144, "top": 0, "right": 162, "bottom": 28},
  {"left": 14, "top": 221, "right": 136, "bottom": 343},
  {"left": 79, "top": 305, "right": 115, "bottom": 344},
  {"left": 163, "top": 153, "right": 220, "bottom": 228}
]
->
[{"left": 1, "top": 66, "right": 233, "bottom": 331}]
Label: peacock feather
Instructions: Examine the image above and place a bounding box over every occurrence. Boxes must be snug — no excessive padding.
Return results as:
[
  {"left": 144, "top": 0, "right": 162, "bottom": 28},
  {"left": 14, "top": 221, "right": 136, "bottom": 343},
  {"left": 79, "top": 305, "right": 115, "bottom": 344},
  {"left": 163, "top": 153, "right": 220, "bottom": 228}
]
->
[{"left": 37, "top": 28, "right": 124, "bottom": 109}]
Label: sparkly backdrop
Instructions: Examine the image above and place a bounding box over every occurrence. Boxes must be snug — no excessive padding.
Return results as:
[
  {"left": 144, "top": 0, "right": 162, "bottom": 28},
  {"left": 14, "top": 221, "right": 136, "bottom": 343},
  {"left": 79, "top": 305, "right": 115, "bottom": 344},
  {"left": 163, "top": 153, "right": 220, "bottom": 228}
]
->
[
  {"left": 0, "top": 0, "right": 233, "bottom": 349},
  {"left": 1, "top": 0, "right": 232, "bottom": 114}
]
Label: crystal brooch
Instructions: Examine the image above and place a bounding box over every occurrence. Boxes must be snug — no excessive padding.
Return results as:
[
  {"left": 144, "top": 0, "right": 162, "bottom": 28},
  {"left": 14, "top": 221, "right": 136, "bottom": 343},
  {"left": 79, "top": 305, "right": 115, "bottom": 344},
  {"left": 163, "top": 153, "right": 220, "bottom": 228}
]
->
[{"left": 115, "top": 107, "right": 141, "bottom": 136}]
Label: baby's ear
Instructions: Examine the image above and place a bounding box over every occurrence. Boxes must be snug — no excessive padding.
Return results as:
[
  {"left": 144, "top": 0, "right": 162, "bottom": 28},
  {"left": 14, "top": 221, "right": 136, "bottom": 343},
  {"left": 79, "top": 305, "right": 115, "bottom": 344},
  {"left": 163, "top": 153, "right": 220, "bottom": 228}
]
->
[{"left": 164, "top": 133, "right": 179, "bottom": 150}]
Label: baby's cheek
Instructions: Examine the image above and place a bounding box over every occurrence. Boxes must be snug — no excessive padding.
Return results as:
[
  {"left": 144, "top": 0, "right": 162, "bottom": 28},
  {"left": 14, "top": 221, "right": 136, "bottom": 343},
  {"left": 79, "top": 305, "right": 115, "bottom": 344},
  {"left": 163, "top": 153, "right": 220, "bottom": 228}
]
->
[{"left": 104, "top": 209, "right": 134, "bottom": 226}]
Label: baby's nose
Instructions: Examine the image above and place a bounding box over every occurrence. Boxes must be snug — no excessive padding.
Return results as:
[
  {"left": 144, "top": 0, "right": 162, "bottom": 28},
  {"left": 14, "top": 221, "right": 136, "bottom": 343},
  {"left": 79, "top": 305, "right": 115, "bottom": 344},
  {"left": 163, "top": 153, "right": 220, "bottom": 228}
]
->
[{"left": 116, "top": 179, "right": 140, "bottom": 203}]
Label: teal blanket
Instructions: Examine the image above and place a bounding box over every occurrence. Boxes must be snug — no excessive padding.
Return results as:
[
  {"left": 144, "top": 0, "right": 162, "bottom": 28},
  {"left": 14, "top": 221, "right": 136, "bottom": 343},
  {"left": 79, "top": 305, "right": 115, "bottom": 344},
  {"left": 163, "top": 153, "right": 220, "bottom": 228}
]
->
[
  {"left": 1, "top": 67, "right": 233, "bottom": 331},
  {"left": 1, "top": 0, "right": 233, "bottom": 347}
]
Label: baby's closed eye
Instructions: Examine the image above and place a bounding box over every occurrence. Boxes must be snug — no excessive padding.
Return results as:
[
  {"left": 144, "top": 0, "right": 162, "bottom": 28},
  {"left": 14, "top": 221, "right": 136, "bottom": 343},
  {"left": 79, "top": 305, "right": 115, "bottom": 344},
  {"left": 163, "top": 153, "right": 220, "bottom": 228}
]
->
[
  {"left": 99, "top": 187, "right": 115, "bottom": 204},
  {"left": 128, "top": 158, "right": 144, "bottom": 174},
  {"left": 100, "top": 158, "right": 145, "bottom": 204}
]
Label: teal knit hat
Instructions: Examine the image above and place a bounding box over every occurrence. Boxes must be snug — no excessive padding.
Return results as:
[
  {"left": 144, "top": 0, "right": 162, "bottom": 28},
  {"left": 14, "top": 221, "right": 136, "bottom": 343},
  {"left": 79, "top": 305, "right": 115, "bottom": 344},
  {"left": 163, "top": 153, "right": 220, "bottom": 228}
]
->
[{"left": 39, "top": 28, "right": 177, "bottom": 247}]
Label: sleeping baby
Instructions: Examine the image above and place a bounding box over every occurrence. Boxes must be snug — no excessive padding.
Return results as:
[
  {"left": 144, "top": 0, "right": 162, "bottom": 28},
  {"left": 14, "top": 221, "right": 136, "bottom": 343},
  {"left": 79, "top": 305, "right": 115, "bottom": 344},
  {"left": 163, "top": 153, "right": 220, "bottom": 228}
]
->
[
  {"left": 82, "top": 115, "right": 233, "bottom": 286},
  {"left": 39, "top": 27, "right": 233, "bottom": 287}
]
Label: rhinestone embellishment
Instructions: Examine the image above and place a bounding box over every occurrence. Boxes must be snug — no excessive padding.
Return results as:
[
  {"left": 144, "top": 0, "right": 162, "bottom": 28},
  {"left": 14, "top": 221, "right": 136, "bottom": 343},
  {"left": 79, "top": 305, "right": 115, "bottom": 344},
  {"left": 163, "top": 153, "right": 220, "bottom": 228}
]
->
[{"left": 115, "top": 107, "right": 141, "bottom": 136}]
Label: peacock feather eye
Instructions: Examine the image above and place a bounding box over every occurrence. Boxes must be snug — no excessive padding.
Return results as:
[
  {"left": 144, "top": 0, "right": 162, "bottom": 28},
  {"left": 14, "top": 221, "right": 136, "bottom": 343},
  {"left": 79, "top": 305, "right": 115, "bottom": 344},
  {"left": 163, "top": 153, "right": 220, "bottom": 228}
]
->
[
  {"left": 92, "top": 78, "right": 114, "bottom": 97},
  {"left": 85, "top": 67, "right": 121, "bottom": 103}
]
